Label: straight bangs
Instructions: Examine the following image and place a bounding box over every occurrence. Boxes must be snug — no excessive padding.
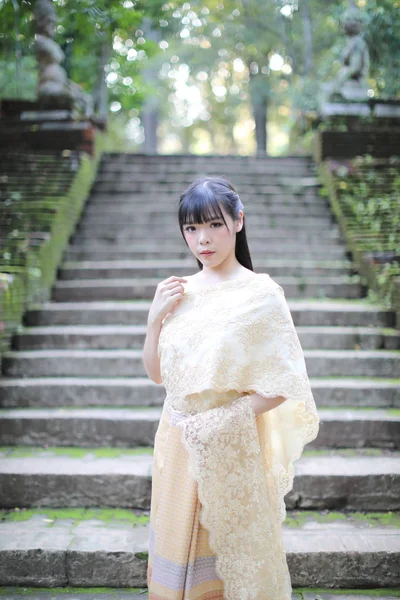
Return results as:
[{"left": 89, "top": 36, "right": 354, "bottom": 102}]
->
[{"left": 179, "top": 185, "right": 227, "bottom": 229}]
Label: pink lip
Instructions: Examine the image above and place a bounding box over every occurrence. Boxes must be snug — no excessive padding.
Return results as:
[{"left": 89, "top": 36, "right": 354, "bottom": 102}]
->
[{"left": 200, "top": 251, "right": 214, "bottom": 255}]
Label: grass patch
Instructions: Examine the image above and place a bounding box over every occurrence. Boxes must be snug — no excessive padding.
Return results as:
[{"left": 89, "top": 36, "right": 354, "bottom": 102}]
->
[
  {"left": 294, "top": 589, "right": 400, "bottom": 598},
  {"left": 0, "top": 587, "right": 146, "bottom": 596},
  {"left": 0, "top": 446, "right": 154, "bottom": 459},
  {"left": 0, "top": 588, "right": 399, "bottom": 597},
  {"left": 302, "top": 447, "right": 394, "bottom": 458},
  {"left": 284, "top": 510, "right": 400, "bottom": 529},
  {"left": 0, "top": 507, "right": 150, "bottom": 526}
]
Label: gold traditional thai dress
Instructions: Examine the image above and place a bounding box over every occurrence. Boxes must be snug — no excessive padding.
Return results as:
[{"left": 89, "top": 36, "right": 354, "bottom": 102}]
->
[{"left": 147, "top": 272, "right": 320, "bottom": 600}]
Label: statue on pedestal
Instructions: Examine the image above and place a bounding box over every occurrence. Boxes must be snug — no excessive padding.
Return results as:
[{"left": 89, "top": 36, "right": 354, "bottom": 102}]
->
[
  {"left": 321, "top": 7, "right": 370, "bottom": 104},
  {"left": 34, "top": 0, "right": 92, "bottom": 116}
]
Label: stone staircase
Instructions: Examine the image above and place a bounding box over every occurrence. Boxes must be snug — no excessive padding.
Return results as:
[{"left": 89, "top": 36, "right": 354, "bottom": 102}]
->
[{"left": 0, "top": 154, "right": 399, "bottom": 598}]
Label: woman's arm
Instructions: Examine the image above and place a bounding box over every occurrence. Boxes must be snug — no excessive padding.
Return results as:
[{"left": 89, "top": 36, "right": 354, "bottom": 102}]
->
[
  {"left": 142, "top": 275, "right": 187, "bottom": 385},
  {"left": 248, "top": 392, "right": 287, "bottom": 415},
  {"left": 142, "top": 316, "right": 163, "bottom": 384}
]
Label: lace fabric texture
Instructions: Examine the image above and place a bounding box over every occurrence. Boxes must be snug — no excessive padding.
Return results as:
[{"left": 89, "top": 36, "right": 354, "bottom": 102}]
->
[{"left": 158, "top": 273, "right": 320, "bottom": 600}]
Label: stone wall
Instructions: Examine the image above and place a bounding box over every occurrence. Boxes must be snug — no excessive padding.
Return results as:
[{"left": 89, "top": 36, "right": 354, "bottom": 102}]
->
[{"left": 0, "top": 134, "right": 104, "bottom": 364}]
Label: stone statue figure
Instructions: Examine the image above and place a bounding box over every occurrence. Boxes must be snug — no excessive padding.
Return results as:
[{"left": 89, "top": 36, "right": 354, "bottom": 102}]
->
[
  {"left": 34, "top": 0, "right": 92, "bottom": 115},
  {"left": 323, "top": 6, "right": 370, "bottom": 103}
]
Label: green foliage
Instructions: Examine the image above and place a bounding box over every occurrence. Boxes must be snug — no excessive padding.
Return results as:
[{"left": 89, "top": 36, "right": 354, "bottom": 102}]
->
[
  {"left": 0, "top": 138, "right": 104, "bottom": 356},
  {"left": 1, "top": 0, "right": 400, "bottom": 151},
  {"left": 363, "top": 0, "right": 400, "bottom": 98},
  {"left": 320, "top": 156, "right": 400, "bottom": 311}
]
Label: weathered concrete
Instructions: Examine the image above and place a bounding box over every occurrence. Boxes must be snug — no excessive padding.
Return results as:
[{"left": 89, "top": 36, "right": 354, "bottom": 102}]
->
[
  {"left": 0, "top": 451, "right": 399, "bottom": 510},
  {"left": 0, "top": 377, "right": 166, "bottom": 408},
  {"left": 1, "top": 592, "right": 399, "bottom": 600},
  {"left": 0, "top": 591, "right": 147, "bottom": 599},
  {"left": 64, "top": 245, "right": 349, "bottom": 261},
  {"left": 313, "top": 408, "right": 400, "bottom": 449},
  {"left": 1, "top": 377, "right": 399, "bottom": 409},
  {"left": 81, "top": 202, "right": 331, "bottom": 219},
  {"left": 3, "top": 347, "right": 399, "bottom": 378},
  {"left": 83, "top": 194, "right": 326, "bottom": 210},
  {"left": 0, "top": 515, "right": 399, "bottom": 588},
  {"left": 3, "top": 152, "right": 400, "bottom": 592},
  {"left": 23, "top": 299, "right": 393, "bottom": 329},
  {"left": 0, "top": 407, "right": 162, "bottom": 447},
  {"left": 93, "top": 171, "right": 318, "bottom": 183},
  {"left": 13, "top": 324, "right": 399, "bottom": 351},
  {"left": 0, "top": 407, "right": 399, "bottom": 450},
  {"left": 0, "top": 452, "right": 153, "bottom": 508},
  {"left": 58, "top": 259, "right": 354, "bottom": 280},
  {"left": 50, "top": 277, "right": 363, "bottom": 302},
  {"left": 75, "top": 220, "right": 340, "bottom": 235}
]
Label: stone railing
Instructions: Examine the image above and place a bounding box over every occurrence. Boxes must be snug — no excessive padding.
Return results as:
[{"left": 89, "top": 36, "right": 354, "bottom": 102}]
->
[
  {"left": 0, "top": 133, "right": 104, "bottom": 362},
  {"left": 317, "top": 156, "right": 400, "bottom": 329}
]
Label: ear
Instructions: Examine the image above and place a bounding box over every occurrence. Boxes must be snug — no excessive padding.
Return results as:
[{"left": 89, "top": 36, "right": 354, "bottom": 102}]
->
[{"left": 236, "top": 210, "right": 244, "bottom": 233}]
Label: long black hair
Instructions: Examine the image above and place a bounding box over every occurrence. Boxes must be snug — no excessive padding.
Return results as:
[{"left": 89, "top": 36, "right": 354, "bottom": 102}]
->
[{"left": 178, "top": 175, "right": 253, "bottom": 272}]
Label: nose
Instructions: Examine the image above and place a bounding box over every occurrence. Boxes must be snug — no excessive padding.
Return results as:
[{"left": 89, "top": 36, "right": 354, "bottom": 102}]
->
[{"left": 199, "top": 229, "right": 211, "bottom": 243}]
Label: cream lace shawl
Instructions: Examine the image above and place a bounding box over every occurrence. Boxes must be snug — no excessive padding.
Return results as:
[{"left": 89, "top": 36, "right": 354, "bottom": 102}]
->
[{"left": 158, "top": 272, "right": 320, "bottom": 600}]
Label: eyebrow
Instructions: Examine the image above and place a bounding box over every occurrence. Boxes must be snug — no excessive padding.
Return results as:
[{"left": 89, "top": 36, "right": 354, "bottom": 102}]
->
[{"left": 184, "top": 217, "right": 223, "bottom": 225}]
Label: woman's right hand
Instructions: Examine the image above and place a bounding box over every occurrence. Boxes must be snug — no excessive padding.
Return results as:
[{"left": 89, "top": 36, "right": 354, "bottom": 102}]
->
[{"left": 148, "top": 275, "right": 188, "bottom": 326}]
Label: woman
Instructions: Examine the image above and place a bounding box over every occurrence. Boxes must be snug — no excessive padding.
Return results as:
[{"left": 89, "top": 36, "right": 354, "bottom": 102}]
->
[{"left": 143, "top": 176, "right": 320, "bottom": 600}]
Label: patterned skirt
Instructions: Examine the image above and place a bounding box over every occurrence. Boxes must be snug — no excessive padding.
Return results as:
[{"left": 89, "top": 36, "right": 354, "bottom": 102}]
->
[{"left": 147, "top": 402, "right": 224, "bottom": 600}]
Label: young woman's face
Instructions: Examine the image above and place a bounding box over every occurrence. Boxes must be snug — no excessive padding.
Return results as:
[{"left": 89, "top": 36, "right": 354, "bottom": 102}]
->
[{"left": 182, "top": 202, "right": 243, "bottom": 267}]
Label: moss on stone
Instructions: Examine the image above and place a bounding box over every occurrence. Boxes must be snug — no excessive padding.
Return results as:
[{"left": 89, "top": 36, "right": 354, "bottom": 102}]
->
[
  {"left": 3, "top": 507, "right": 397, "bottom": 529},
  {"left": 284, "top": 510, "right": 400, "bottom": 529},
  {"left": 0, "top": 587, "right": 145, "bottom": 596},
  {"left": 0, "top": 446, "right": 154, "bottom": 459},
  {"left": 0, "top": 588, "right": 399, "bottom": 598},
  {"left": 0, "top": 507, "right": 150, "bottom": 526},
  {"left": 0, "top": 135, "right": 105, "bottom": 358},
  {"left": 294, "top": 590, "right": 400, "bottom": 598},
  {"left": 303, "top": 447, "right": 391, "bottom": 458}
]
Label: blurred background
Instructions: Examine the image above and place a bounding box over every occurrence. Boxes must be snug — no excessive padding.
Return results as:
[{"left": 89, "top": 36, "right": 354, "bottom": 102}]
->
[{"left": 1, "top": 0, "right": 399, "bottom": 155}]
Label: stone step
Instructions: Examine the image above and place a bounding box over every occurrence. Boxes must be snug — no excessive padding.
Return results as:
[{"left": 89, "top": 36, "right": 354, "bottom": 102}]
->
[
  {"left": 23, "top": 300, "right": 396, "bottom": 327},
  {"left": 85, "top": 192, "right": 326, "bottom": 209},
  {"left": 97, "top": 167, "right": 313, "bottom": 177},
  {"left": 93, "top": 174, "right": 320, "bottom": 187},
  {"left": 70, "top": 226, "right": 343, "bottom": 242},
  {"left": 0, "top": 381, "right": 385, "bottom": 417},
  {"left": 0, "top": 509, "right": 398, "bottom": 588},
  {"left": 0, "top": 591, "right": 398, "bottom": 600},
  {"left": 100, "top": 154, "right": 311, "bottom": 164},
  {"left": 91, "top": 181, "right": 321, "bottom": 195},
  {"left": 93, "top": 172, "right": 320, "bottom": 184},
  {"left": 12, "top": 325, "right": 400, "bottom": 351},
  {"left": 68, "top": 231, "right": 345, "bottom": 247},
  {"left": 87, "top": 191, "right": 322, "bottom": 205},
  {"left": 99, "top": 164, "right": 312, "bottom": 176},
  {"left": 0, "top": 407, "right": 161, "bottom": 448},
  {"left": 79, "top": 204, "right": 331, "bottom": 223},
  {"left": 0, "top": 377, "right": 399, "bottom": 409},
  {"left": 58, "top": 260, "right": 355, "bottom": 280},
  {"left": 0, "top": 175, "right": 318, "bottom": 188},
  {"left": 0, "top": 407, "right": 398, "bottom": 450},
  {"left": 51, "top": 277, "right": 364, "bottom": 302},
  {"left": 64, "top": 245, "right": 349, "bottom": 261},
  {"left": 74, "top": 216, "right": 337, "bottom": 234},
  {"left": 0, "top": 377, "right": 165, "bottom": 408},
  {"left": 0, "top": 447, "right": 399, "bottom": 510},
  {"left": 70, "top": 232, "right": 345, "bottom": 246},
  {"left": 2, "top": 348, "right": 400, "bottom": 378},
  {"left": 89, "top": 178, "right": 319, "bottom": 190}
]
